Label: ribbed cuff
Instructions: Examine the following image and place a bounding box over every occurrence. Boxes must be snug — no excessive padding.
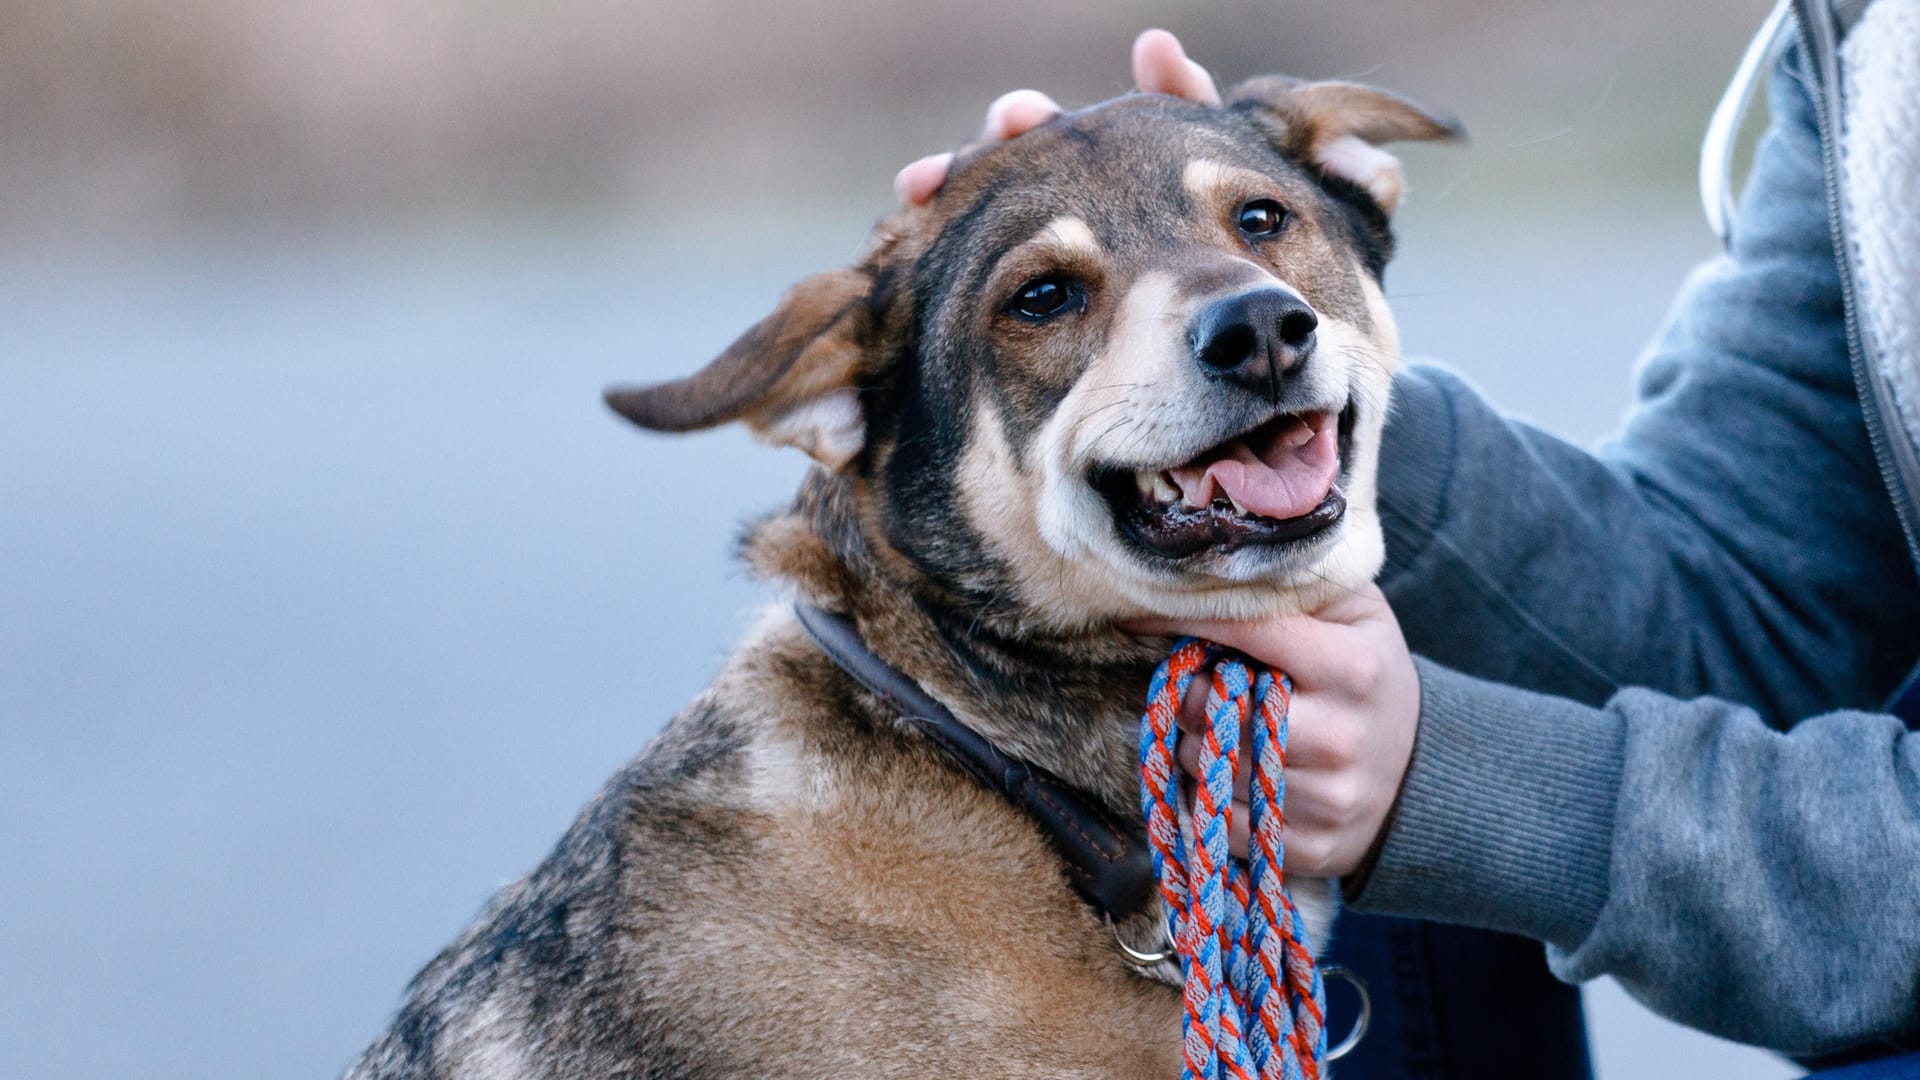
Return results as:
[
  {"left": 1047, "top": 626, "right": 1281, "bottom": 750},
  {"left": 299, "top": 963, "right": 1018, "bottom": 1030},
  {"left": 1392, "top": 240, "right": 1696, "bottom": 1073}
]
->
[{"left": 1347, "top": 656, "right": 1626, "bottom": 951}]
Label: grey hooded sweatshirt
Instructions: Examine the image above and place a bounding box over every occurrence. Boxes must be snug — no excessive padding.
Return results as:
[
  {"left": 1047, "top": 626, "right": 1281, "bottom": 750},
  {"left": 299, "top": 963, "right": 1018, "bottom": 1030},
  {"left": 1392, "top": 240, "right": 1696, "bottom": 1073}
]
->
[{"left": 1351, "top": 0, "right": 1920, "bottom": 1059}]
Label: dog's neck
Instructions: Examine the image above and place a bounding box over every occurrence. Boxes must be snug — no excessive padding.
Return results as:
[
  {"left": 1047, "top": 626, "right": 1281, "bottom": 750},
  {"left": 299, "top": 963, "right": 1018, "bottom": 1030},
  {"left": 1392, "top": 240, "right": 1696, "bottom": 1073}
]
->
[{"left": 742, "top": 470, "right": 1165, "bottom": 817}]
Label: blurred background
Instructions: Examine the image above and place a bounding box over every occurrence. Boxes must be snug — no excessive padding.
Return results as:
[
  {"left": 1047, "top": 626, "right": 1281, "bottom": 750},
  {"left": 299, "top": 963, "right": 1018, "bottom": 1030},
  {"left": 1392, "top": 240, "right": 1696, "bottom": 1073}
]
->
[{"left": 1, "top": 1, "right": 1799, "bottom": 1076}]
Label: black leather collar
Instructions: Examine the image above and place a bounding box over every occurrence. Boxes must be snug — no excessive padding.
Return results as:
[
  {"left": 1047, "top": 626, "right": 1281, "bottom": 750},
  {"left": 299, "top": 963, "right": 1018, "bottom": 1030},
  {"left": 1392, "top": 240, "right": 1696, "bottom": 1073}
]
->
[{"left": 792, "top": 602, "right": 1156, "bottom": 921}]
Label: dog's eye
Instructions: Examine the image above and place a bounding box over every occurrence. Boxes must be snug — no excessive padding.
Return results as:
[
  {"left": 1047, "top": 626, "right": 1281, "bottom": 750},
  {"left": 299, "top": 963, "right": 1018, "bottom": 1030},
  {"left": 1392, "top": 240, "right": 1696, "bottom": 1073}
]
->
[
  {"left": 1236, "top": 199, "right": 1289, "bottom": 238},
  {"left": 1007, "top": 275, "right": 1083, "bottom": 321}
]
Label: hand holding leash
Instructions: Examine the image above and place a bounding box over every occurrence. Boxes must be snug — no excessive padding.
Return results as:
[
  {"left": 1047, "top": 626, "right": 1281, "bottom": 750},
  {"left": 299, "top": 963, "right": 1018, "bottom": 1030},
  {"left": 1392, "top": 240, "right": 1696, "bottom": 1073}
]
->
[{"left": 1130, "top": 584, "right": 1421, "bottom": 880}]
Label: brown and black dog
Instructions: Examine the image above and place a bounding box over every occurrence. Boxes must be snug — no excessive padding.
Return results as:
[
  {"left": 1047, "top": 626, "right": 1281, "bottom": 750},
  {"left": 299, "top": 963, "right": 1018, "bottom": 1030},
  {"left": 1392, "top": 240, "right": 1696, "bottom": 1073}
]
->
[{"left": 346, "top": 71, "right": 1455, "bottom": 1079}]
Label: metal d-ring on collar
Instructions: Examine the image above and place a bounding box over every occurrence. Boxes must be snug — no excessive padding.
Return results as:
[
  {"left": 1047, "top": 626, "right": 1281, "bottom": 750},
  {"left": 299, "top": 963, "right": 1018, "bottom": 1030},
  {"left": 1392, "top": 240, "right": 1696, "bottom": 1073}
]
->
[
  {"left": 1108, "top": 913, "right": 1176, "bottom": 968},
  {"left": 1321, "top": 965, "right": 1373, "bottom": 1061},
  {"left": 1108, "top": 917, "right": 1372, "bottom": 1061}
]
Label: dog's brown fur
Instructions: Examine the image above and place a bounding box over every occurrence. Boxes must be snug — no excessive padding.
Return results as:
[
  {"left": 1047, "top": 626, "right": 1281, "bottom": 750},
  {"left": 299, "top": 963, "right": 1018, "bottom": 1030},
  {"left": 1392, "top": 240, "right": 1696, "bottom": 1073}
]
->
[{"left": 346, "top": 74, "right": 1455, "bottom": 1079}]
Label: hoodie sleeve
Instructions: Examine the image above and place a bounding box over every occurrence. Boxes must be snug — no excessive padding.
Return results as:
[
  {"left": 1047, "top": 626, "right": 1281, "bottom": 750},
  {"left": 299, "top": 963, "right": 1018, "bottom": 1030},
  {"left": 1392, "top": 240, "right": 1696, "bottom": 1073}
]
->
[{"left": 1352, "top": 658, "right": 1920, "bottom": 1056}]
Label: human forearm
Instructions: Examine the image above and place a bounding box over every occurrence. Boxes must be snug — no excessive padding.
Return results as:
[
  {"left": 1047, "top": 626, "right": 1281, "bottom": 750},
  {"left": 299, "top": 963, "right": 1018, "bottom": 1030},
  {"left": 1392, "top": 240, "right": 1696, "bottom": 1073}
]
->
[
  {"left": 1378, "top": 358, "right": 1919, "bottom": 719},
  {"left": 1353, "top": 657, "right": 1920, "bottom": 1055}
]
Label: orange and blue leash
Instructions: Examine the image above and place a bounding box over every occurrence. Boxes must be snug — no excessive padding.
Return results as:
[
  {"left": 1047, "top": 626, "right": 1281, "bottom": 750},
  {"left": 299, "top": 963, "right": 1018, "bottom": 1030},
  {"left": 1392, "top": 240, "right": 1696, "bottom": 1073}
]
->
[{"left": 1141, "top": 638, "right": 1327, "bottom": 1080}]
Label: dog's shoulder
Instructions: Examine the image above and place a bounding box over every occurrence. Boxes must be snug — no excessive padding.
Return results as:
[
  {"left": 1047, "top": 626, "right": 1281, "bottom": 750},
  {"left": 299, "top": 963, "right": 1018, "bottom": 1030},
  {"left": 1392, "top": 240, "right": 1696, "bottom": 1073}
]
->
[
  {"left": 346, "top": 606, "right": 1179, "bottom": 1077},
  {"left": 342, "top": 611, "right": 816, "bottom": 1078}
]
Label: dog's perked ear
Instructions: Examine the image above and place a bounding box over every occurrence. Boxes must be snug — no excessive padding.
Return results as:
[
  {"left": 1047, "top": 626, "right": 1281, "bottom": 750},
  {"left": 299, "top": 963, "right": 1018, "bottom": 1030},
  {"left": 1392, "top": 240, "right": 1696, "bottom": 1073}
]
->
[
  {"left": 604, "top": 266, "right": 874, "bottom": 470},
  {"left": 1225, "top": 76, "right": 1463, "bottom": 216}
]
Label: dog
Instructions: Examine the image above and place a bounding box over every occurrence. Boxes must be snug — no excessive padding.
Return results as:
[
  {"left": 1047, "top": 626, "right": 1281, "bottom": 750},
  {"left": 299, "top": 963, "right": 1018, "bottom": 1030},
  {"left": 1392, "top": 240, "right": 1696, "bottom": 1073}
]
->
[{"left": 345, "top": 70, "right": 1456, "bottom": 1079}]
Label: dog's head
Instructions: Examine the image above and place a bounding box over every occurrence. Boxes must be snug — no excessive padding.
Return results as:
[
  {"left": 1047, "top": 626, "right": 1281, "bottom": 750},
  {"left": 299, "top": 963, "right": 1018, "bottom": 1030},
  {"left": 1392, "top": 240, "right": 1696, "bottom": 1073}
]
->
[{"left": 610, "top": 77, "right": 1457, "bottom": 632}]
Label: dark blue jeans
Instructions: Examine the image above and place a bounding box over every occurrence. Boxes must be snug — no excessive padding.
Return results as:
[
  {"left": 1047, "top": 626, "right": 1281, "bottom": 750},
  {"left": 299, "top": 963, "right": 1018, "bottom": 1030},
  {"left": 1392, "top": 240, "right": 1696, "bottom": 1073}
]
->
[
  {"left": 1808, "top": 1055, "right": 1920, "bottom": 1079},
  {"left": 1326, "top": 914, "right": 1920, "bottom": 1079},
  {"left": 1322, "top": 913, "right": 1591, "bottom": 1079},
  {"left": 1802, "top": 1042, "right": 1920, "bottom": 1077}
]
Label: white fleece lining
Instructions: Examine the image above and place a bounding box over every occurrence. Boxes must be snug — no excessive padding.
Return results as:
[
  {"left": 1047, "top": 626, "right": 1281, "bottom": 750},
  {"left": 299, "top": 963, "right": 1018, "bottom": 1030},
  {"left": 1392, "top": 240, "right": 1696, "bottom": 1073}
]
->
[{"left": 1841, "top": 0, "right": 1920, "bottom": 452}]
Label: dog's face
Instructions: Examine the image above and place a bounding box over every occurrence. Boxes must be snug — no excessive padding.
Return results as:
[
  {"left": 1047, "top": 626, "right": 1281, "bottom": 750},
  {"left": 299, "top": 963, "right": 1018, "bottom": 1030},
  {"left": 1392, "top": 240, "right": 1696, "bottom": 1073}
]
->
[{"left": 611, "top": 78, "right": 1456, "bottom": 632}]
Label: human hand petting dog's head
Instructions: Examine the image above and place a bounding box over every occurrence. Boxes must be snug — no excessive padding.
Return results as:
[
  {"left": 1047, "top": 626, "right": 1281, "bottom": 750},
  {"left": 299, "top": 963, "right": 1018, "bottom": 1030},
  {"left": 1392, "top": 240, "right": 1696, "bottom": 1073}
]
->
[{"left": 894, "top": 30, "right": 1221, "bottom": 206}]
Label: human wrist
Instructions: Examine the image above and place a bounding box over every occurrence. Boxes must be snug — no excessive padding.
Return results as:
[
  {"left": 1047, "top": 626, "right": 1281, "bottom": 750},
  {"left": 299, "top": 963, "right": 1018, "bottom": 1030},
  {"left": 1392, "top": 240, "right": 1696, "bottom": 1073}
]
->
[{"left": 1345, "top": 657, "right": 1624, "bottom": 951}]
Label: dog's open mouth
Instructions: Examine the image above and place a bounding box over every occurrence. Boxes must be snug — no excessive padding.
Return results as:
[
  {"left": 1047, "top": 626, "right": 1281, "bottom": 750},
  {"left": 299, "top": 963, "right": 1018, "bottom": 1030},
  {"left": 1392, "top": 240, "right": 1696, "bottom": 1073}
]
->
[{"left": 1095, "top": 406, "right": 1354, "bottom": 560}]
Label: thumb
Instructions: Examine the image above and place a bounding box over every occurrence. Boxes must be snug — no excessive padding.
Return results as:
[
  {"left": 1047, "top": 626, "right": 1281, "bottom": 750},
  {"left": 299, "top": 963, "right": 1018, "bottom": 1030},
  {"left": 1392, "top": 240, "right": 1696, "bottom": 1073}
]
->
[{"left": 1132, "top": 30, "right": 1223, "bottom": 106}]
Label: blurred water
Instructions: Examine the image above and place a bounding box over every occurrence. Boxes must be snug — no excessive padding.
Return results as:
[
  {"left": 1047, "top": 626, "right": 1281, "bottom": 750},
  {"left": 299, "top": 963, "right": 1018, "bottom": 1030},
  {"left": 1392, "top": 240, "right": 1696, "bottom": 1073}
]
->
[{"left": 0, "top": 203, "right": 1797, "bottom": 1078}]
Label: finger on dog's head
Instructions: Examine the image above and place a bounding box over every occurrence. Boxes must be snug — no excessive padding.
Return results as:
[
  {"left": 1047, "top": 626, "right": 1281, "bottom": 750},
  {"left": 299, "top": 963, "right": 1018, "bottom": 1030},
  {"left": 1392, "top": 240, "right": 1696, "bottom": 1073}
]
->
[
  {"left": 1132, "top": 30, "right": 1222, "bottom": 106},
  {"left": 894, "top": 152, "right": 954, "bottom": 207},
  {"left": 982, "top": 90, "right": 1063, "bottom": 141}
]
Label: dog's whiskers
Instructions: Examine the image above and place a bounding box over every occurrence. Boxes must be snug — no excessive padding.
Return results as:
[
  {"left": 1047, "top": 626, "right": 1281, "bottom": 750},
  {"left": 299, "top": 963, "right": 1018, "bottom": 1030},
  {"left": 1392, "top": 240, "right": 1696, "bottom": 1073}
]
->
[
  {"left": 1078, "top": 397, "right": 1136, "bottom": 425},
  {"left": 1087, "top": 409, "right": 1139, "bottom": 450}
]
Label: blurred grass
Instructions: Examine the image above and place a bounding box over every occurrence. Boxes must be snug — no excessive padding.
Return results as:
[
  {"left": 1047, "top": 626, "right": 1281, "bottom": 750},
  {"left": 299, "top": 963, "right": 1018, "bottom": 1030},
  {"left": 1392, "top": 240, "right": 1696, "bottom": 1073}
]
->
[{"left": 3, "top": 0, "right": 1771, "bottom": 239}]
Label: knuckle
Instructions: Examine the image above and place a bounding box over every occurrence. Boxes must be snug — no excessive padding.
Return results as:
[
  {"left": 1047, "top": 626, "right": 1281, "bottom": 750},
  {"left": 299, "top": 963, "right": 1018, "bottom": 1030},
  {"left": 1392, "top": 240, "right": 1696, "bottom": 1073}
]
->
[
  {"left": 1322, "top": 775, "right": 1362, "bottom": 823},
  {"left": 1346, "top": 650, "right": 1384, "bottom": 689},
  {"left": 1289, "top": 831, "right": 1334, "bottom": 874},
  {"left": 1317, "top": 724, "right": 1360, "bottom": 769}
]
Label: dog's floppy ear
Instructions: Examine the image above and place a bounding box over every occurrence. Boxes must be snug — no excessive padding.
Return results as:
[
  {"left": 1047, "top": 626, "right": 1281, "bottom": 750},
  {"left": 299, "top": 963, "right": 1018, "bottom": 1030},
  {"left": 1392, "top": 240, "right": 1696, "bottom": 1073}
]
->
[
  {"left": 1226, "top": 76, "right": 1462, "bottom": 215},
  {"left": 604, "top": 266, "right": 874, "bottom": 470}
]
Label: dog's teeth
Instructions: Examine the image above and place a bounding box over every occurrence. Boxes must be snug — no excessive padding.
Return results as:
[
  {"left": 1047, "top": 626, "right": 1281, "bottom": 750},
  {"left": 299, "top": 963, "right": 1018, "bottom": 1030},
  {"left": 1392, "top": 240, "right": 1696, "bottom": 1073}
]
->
[
  {"left": 1227, "top": 494, "right": 1249, "bottom": 516},
  {"left": 1133, "top": 470, "right": 1157, "bottom": 498},
  {"left": 1283, "top": 419, "right": 1315, "bottom": 448},
  {"left": 1152, "top": 472, "right": 1180, "bottom": 504}
]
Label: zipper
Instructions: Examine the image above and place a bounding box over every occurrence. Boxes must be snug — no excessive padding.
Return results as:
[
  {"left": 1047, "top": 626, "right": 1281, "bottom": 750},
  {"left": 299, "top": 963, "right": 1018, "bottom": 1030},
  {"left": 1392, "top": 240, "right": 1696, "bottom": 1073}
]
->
[
  {"left": 1791, "top": 0, "right": 1920, "bottom": 572},
  {"left": 1791, "top": 0, "right": 1920, "bottom": 718}
]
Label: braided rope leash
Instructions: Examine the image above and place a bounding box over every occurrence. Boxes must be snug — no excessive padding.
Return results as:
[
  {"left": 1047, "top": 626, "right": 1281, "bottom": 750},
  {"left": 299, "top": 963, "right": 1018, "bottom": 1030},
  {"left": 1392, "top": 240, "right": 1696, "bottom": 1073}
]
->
[{"left": 1140, "top": 638, "right": 1327, "bottom": 1080}]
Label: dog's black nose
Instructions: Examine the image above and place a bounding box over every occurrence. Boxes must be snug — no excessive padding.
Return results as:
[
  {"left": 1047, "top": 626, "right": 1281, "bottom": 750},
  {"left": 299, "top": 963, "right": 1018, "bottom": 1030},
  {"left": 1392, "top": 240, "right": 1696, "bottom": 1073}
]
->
[{"left": 1189, "top": 288, "right": 1318, "bottom": 399}]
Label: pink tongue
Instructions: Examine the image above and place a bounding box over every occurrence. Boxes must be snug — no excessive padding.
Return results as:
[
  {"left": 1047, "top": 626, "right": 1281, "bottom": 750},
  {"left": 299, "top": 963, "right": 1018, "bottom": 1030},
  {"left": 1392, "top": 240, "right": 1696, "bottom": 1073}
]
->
[{"left": 1168, "top": 424, "right": 1339, "bottom": 520}]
